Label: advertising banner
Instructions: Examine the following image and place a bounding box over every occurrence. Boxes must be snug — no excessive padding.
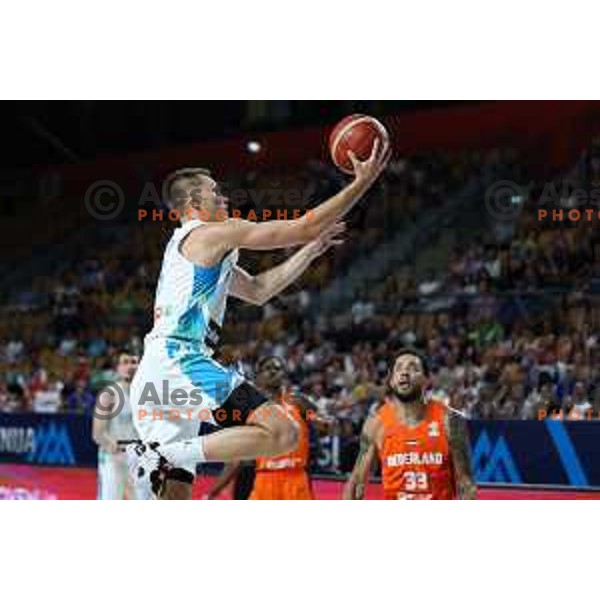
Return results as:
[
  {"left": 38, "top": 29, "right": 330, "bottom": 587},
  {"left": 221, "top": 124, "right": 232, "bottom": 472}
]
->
[
  {"left": 0, "top": 413, "right": 97, "bottom": 468},
  {"left": 469, "top": 420, "right": 600, "bottom": 488},
  {"left": 2, "top": 415, "right": 600, "bottom": 492}
]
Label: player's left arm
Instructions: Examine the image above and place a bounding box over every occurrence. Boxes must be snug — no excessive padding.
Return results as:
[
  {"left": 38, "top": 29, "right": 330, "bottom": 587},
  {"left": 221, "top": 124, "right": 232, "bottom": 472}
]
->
[
  {"left": 446, "top": 408, "right": 477, "bottom": 500},
  {"left": 343, "top": 416, "right": 379, "bottom": 500},
  {"left": 229, "top": 222, "right": 345, "bottom": 306}
]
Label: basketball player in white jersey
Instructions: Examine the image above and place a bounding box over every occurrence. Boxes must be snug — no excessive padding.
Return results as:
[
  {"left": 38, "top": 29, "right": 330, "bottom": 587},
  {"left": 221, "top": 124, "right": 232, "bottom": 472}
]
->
[
  {"left": 128, "top": 139, "right": 390, "bottom": 499},
  {"left": 93, "top": 352, "right": 152, "bottom": 500}
]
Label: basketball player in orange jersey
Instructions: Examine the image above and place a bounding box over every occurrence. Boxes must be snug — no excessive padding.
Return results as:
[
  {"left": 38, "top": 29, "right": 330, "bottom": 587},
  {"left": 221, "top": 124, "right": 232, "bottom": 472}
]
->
[
  {"left": 205, "top": 355, "right": 326, "bottom": 500},
  {"left": 343, "top": 349, "right": 476, "bottom": 500}
]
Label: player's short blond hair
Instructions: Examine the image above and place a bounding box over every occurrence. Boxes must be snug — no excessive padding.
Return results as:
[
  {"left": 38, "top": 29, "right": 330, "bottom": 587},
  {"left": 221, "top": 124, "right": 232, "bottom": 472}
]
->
[{"left": 162, "top": 167, "right": 211, "bottom": 210}]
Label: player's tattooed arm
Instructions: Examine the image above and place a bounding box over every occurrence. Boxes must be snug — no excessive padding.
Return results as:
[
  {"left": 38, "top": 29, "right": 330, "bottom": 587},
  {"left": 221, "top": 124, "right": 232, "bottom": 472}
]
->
[
  {"left": 446, "top": 409, "right": 477, "bottom": 500},
  {"left": 342, "top": 418, "right": 379, "bottom": 500},
  {"left": 230, "top": 223, "right": 345, "bottom": 306}
]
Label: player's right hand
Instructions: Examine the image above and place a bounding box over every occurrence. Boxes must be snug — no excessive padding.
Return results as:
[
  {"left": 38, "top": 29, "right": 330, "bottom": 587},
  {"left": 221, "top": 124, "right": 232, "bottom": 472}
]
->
[
  {"left": 349, "top": 138, "right": 391, "bottom": 186},
  {"left": 307, "top": 221, "right": 346, "bottom": 257}
]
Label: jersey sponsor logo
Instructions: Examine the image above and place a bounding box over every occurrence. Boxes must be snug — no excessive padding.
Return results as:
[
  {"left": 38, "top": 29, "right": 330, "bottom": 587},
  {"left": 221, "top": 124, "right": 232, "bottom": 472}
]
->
[
  {"left": 386, "top": 451, "right": 444, "bottom": 467},
  {"left": 154, "top": 306, "right": 163, "bottom": 323},
  {"left": 153, "top": 305, "right": 174, "bottom": 324},
  {"left": 396, "top": 492, "right": 433, "bottom": 500},
  {"left": 472, "top": 430, "right": 521, "bottom": 483},
  {"left": 261, "top": 457, "right": 302, "bottom": 470},
  {"left": 428, "top": 421, "right": 440, "bottom": 437}
]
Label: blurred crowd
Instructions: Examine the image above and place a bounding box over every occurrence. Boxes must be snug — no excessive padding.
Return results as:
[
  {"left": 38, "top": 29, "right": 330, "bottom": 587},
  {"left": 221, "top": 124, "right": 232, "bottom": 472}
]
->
[{"left": 1, "top": 144, "right": 600, "bottom": 444}]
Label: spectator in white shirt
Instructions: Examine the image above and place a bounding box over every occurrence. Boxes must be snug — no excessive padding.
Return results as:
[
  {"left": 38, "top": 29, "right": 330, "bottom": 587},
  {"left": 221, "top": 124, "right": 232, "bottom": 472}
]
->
[
  {"left": 565, "top": 381, "right": 593, "bottom": 420},
  {"left": 32, "top": 374, "right": 63, "bottom": 414},
  {"left": 4, "top": 339, "right": 24, "bottom": 362},
  {"left": 417, "top": 269, "right": 442, "bottom": 296}
]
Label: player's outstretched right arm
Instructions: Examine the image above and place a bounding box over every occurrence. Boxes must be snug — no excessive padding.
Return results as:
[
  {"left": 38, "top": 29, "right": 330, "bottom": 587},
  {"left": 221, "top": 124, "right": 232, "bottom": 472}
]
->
[
  {"left": 342, "top": 416, "right": 379, "bottom": 500},
  {"left": 186, "top": 140, "right": 390, "bottom": 265}
]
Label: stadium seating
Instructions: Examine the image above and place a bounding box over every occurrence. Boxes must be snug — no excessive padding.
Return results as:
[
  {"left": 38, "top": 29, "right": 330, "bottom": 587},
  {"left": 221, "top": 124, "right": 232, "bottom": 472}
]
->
[{"left": 1, "top": 142, "right": 599, "bottom": 451}]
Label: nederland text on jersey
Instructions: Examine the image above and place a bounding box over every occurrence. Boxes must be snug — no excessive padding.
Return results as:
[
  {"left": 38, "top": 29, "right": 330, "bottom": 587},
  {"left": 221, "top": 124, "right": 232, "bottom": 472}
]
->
[{"left": 386, "top": 451, "right": 445, "bottom": 467}]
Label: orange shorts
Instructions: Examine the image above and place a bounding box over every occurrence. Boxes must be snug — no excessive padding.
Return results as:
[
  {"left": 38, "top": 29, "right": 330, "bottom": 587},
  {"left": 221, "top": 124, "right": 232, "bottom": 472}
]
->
[{"left": 249, "top": 470, "right": 314, "bottom": 500}]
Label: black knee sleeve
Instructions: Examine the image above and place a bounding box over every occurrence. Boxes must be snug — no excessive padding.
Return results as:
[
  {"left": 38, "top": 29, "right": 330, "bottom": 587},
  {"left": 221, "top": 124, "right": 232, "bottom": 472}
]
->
[{"left": 212, "top": 382, "right": 269, "bottom": 428}]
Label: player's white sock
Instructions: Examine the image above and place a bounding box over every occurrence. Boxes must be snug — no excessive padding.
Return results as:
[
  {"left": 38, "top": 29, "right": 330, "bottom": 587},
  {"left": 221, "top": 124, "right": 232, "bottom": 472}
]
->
[{"left": 160, "top": 437, "right": 207, "bottom": 465}]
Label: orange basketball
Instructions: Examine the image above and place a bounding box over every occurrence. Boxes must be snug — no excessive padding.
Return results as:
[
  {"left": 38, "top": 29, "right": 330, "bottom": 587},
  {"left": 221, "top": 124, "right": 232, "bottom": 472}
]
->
[{"left": 329, "top": 114, "right": 389, "bottom": 174}]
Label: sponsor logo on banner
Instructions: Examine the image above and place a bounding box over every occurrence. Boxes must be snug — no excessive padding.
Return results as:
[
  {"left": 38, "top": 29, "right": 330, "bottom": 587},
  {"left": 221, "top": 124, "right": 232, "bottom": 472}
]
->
[
  {"left": 0, "top": 486, "right": 57, "bottom": 500},
  {"left": 0, "top": 421, "right": 75, "bottom": 465},
  {"left": 544, "top": 421, "right": 589, "bottom": 487},
  {"left": 472, "top": 430, "right": 522, "bottom": 483},
  {"left": 0, "top": 427, "right": 36, "bottom": 454}
]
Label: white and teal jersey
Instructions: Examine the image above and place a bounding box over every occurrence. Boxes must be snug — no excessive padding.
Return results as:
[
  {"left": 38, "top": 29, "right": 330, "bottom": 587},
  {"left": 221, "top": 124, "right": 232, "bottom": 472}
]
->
[
  {"left": 146, "top": 219, "right": 239, "bottom": 354},
  {"left": 132, "top": 219, "right": 244, "bottom": 453}
]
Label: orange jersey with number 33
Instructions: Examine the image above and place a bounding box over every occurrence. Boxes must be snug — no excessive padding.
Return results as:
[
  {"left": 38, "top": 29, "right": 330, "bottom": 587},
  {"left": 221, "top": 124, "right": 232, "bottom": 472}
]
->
[{"left": 377, "top": 399, "right": 457, "bottom": 500}]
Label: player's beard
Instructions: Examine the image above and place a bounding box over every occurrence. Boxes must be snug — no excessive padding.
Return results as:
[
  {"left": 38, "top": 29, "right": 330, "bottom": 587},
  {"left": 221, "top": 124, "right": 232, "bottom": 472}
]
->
[
  {"left": 266, "top": 380, "right": 284, "bottom": 396},
  {"left": 257, "top": 375, "right": 284, "bottom": 396},
  {"left": 387, "top": 384, "right": 422, "bottom": 404}
]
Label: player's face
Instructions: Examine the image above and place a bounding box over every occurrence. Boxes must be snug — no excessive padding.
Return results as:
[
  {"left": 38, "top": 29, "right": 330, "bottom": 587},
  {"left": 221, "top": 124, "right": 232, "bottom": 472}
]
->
[
  {"left": 188, "top": 175, "right": 229, "bottom": 220},
  {"left": 117, "top": 354, "right": 139, "bottom": 381},
  {"left": 256, "top": 357, "right": 286, "bottom": 390},
  {"left": 389, "top": 354, "right": 427, "bottom": 402}
]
